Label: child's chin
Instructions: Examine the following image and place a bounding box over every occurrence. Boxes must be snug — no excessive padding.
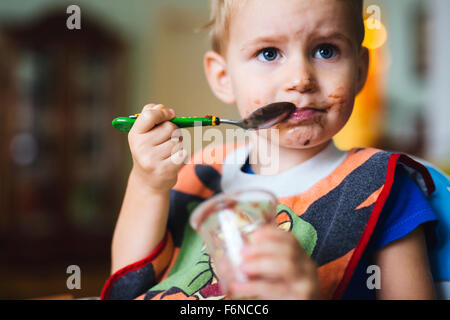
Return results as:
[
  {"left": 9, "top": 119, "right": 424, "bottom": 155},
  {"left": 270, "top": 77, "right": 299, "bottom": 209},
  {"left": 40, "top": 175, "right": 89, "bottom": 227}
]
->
[
  {"left": 275, "top": 129, "right": 315, "bottom": 148},
  {"left": 256, "top": 125, "right": 327, "bottom": 149}
]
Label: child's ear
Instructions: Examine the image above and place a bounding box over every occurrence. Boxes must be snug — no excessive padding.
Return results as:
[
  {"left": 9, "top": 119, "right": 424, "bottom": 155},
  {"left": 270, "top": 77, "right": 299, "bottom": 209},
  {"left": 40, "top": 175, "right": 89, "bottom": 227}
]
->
[
  {"left": 356, "top": 47, "right": 370, "bottom": 94},
  {"left": 204, "top": 50, "right": 235, "bottom": 104}
]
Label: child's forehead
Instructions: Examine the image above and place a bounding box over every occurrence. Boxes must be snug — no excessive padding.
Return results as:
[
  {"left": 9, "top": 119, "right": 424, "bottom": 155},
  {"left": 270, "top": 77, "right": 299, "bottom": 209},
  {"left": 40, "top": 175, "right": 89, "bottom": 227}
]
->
[
  {"left": 233, "top": 0, "right": 355, "bottom": 19},
  {"left": 229, "top": 0, "right": 358, "bottom": 45}
]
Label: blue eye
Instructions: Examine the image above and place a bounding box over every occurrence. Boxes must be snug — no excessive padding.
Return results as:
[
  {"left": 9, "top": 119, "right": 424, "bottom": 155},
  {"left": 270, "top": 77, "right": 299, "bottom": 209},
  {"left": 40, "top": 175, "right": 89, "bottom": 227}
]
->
[
  {"left": 314, "top": 44, "right": 338, "bottom": 60},
  {"left": 257, "top": 47, "right": 280, "bottom": 62}
]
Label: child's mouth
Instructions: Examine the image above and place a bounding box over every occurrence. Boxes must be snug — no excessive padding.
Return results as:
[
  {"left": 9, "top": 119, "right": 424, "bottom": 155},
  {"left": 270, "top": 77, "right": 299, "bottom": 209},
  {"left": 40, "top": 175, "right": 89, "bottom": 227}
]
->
[{"left": 287, "top": 107, "right": 326, "bottom": 124}]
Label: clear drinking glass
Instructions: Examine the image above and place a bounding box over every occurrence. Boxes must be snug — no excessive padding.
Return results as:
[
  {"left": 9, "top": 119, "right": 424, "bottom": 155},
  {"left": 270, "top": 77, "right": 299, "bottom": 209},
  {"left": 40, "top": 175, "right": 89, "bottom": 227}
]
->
[{"left": 190, "top": 189, "right": 278, "bottom": 296}]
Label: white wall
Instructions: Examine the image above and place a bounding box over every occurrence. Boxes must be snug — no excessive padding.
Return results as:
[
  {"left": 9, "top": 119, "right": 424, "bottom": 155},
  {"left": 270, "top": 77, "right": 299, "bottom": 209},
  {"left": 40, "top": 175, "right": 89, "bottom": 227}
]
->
[{"left": 426, "top": 0, "right": 450, "bottom": 165}]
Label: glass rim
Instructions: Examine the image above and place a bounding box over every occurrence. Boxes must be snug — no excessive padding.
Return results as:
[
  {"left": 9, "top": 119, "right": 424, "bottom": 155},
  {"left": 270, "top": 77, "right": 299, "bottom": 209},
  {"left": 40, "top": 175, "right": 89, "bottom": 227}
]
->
[{"left": 189, "top": 188, "right": 277, "bottom": 232}]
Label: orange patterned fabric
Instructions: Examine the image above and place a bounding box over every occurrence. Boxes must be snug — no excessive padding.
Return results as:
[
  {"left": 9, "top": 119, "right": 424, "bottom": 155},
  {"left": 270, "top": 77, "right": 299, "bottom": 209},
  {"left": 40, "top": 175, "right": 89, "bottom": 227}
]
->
[
  {"left": 277, "top": 148, "right": 380, "bottom": 217},
  {"left": 101, "top": 144, "right": 435, "bottom": 300}
]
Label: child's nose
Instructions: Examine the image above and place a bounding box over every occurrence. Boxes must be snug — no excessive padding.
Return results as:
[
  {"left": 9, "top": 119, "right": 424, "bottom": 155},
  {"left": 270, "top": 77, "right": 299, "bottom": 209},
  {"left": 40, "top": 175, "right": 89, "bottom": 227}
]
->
[
  {"left": 285, "top": 77, "right": 316, "bottom": 94},
  {"left": 283, "top": 56, "right": 317, "bottom": 94}
]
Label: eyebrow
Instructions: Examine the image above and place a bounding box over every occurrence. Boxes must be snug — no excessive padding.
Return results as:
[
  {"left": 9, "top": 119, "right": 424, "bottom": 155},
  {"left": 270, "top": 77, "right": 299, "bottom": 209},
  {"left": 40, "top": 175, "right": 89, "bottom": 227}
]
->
[
  {"left": 240, "top": 31, "right": 355, "bottom": 52},
  {"left": 240, "top": 35, "right": 289, "bottom": 52},
  {"left": 312, "top": 32, "right": 355, "bottom": 48}
]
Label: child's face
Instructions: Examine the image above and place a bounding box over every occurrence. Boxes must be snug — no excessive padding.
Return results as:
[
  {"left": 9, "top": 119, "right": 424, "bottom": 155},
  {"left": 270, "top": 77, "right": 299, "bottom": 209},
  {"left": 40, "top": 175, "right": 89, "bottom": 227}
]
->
[{"left": 223, "top": 0, "right": 368, "bottom": 149}]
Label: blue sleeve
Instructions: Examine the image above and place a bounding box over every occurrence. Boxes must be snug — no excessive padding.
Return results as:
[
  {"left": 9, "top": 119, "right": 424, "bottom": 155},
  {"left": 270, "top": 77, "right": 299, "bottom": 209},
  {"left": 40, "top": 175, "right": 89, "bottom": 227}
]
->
[
  {"left": 369, "top": 167, "right": 438, "bottom": 252},
  {"left": 423, "top": 165, "right": 450, "bottom": 282},
  {"left": 343, "top": 167, "right": 438, "bottom": 300}
]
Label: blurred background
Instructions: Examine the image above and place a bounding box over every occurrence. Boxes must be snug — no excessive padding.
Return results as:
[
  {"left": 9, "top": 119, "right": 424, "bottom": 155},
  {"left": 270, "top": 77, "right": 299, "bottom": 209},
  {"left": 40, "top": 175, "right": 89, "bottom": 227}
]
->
[{"left": 0, "top": 0, "right": 448, "bottom": 299}]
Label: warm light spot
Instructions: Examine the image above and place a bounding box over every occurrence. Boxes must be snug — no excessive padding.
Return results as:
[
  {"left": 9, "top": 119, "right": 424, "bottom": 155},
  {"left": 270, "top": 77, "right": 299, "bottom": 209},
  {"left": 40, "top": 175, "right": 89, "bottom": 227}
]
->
[{"left": 362, "top": 19, "right": 388, "bottom": 50}]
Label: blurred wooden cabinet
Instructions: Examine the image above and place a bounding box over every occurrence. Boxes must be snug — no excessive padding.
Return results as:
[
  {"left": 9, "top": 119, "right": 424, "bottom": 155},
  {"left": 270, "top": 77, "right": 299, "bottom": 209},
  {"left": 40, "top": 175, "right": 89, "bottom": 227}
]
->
[{"left": 0, "top": 11, "right": 128, "bottom": 265}]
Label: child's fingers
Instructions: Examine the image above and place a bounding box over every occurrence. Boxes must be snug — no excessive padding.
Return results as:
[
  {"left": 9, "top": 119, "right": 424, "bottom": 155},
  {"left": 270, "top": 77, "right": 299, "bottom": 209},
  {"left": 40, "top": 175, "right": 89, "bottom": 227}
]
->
[
  {"left": 242, "top": 239, "right": 295, "bottom": 261},
  {"left": 243, "top": 226, "right": 306, "bottom": 259},
  {"left": 239, "top": 255, "right": 295, "bottom": 281},
  {"left": 154, "top": 138, "right": 184, "bottom": 160},
  {"left": 239, "top": 226, "right": 313, "bottom": 281},
  {"left": 147, "top": 121, "right": 180, "bottom": 146},
  {"left": 131, "top": 104, "right": 175, "bottom": 134},
  {"left": 164, "top": 147, "right": 189, "bottom": 168}
]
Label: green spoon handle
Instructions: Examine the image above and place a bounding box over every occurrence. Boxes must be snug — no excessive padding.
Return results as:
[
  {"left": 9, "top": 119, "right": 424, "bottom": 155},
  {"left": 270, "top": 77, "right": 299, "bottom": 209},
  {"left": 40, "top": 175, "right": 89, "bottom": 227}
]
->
[{"left": 112, "top": 115, "right": 220, "bottom": 132}]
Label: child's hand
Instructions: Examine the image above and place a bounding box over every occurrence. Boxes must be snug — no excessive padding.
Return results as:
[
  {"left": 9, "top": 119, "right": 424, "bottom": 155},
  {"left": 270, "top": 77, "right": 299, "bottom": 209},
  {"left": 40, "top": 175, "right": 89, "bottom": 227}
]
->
[
  {"left": 229, "top": 225, "right": 321, "bottom": 300},
  {"left": 128, "top": 104, "right": 187, "bottom": 194}
]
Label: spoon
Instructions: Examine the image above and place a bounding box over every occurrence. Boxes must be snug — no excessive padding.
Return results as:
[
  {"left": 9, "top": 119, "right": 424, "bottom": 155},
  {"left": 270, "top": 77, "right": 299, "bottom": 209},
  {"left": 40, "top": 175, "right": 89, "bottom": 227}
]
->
[{"left": 112, "top": 102, "right": 296, "bottom": 132}]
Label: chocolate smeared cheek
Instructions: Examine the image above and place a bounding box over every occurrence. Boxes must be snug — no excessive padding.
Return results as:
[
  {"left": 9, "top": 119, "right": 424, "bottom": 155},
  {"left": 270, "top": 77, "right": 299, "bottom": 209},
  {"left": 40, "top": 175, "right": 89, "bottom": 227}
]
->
[
  {"left": 328, "top": 100, "right": 352, "bottom": 125},
  {"left": 321, "top": 91, "right": 350, "bottom": 120},
  {"left": 327, "top": 86, "right": 348, "bottom": 105},
  {"left": 313, "top": 114, "right": 326, "bottom": 129},
  {"left": 280, "top": 127, "right": 315, "bottom": 147},
  {"left": 328, "top": 96, "right": 346, "bottom": 107}
]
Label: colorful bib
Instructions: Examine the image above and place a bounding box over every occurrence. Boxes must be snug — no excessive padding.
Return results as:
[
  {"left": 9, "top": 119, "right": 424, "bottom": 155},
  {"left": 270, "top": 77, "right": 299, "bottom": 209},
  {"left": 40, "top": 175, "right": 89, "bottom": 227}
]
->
[{"left": 101, "top": 144, "right": 435, "bottom": 300}]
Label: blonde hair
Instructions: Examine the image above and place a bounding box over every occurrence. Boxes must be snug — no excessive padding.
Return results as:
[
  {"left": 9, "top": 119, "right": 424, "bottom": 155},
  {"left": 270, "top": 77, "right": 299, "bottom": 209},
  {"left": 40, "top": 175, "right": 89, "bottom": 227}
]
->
[
  {"left": 206, "top": 0, "right": 365, "bottom": 54},
  {"left": 205, "top": 0, "right": 245, "bottom": 54}
]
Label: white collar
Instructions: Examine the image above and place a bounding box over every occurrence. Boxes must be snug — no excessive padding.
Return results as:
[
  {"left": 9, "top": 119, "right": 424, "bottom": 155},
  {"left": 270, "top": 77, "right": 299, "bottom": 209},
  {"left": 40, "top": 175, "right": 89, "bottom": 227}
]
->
[{"left": 220, "top": 141, "right": 348, "bottom": 198}]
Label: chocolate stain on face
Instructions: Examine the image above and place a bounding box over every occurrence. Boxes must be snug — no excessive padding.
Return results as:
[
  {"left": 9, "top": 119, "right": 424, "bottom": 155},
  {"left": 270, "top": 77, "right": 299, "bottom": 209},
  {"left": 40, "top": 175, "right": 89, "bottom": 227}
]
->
[
  {"left": 328, "top": 87, "right": 347, "bottom": 103},
  {"left": 252, "top": 87, "right": 350, "bottom": 148}
]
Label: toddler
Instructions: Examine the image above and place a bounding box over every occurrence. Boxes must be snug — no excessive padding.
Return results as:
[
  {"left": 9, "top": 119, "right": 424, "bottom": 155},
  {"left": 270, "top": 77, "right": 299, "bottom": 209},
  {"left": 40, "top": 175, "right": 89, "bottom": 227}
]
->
[{"left": 101, "top": 0, "right": 437, "bottom": 300}]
